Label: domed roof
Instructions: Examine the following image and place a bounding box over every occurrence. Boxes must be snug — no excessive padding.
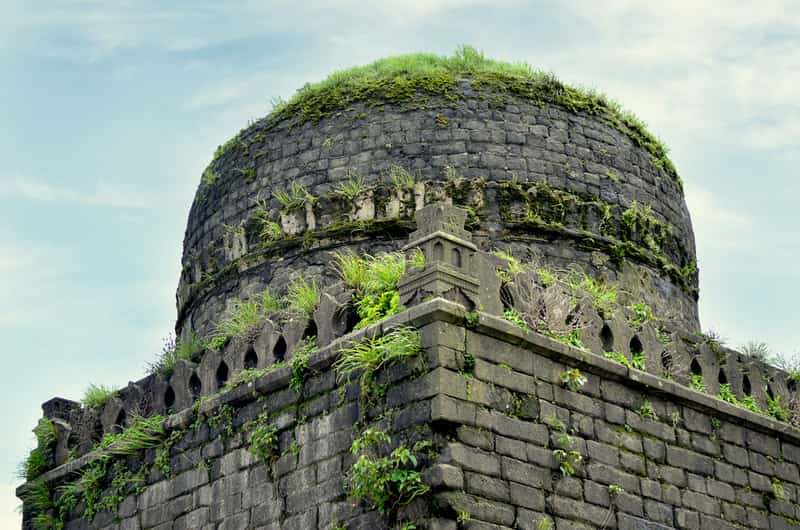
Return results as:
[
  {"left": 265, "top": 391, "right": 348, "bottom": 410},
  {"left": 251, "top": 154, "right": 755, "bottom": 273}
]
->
[{"left": 177, "top": 47, "right": 697, "bottom": 338}]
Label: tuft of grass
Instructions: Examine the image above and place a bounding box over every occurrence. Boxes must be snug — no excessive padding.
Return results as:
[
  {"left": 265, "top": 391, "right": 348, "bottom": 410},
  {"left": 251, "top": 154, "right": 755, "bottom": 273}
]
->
[
  {"left": 335, "top": 170, "right": 368, "bottom": 201},
  {"left": 740, "top": 341, "right": 770, "bottom": 362},
  {"left": 409, "top": 248, "right": 425, "bottom": 271},
  {"left": 222, "top": 363, "right": 287, "bottom": 392},
  {"left": 19, "top": 418, "right": 57, "bottom": 481},
  {"left": 200, "top": 167, "right": 218, "bottom": 187},
  {"left": 274, "top": 181, "right": 311, "bottom": 212},
  {"left": 492, "top": 249, "right": 525, "bottom": 283},
  {"left": 286, "top": 277, "right": 320, "bottom": 316},
  {"left": 82, "top": 384, "right": 119, "bottom": 409},
  {"left": 690, "top": 374, "right": 705, "bottom": 392},
  {"left": 252, "top": 199, "right": 284, "bottom": 242},
  {"left": 210, "top": 291, "right": 282, "bottom": 348},
  {"left": 627, "top": 302, "right": 654, "bottom": 330},
  {"left": 568, "top": 270, "right": 617, "bottom": 318},
  {"left": 389, "top": 164, "right": 415, "bottom": 191},
  {"left": 95, "top": 414, "right": 166, "bottom": 456},
  {"left": 333, "top": 251, "right": 370, "bottom": 291},
  {"left": 148, "top": 332, "right": 203, "bottom": 376},
  {"left": 639, "top": 400, "right": 658, "bottom": 420},
  {"left": 503, "top": 308, "right": 527, "bottom": 330},
  {"left": 536, "top": 267, "right": 558, "bottom": 287},
  {"left": 290, "top": 337, "right": 317, "bottom": 393},
  {"left": 332, "top": 251, "right": 413, "bottom": 329},
  {"left": 334, "top": 327, "right": 421, "bottom": 389}
]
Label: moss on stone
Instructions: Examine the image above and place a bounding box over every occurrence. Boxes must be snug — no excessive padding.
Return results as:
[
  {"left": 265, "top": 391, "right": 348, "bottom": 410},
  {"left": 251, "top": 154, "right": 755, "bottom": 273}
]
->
[{"left": 253, "top": 46, "right": 680, "bottom": 187}]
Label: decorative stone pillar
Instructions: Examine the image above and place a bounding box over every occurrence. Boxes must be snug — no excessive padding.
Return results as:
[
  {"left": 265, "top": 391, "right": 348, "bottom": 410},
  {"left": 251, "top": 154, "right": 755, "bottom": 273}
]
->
[{"left": 399, "top": 203, "right": 482, "bottom": 310}]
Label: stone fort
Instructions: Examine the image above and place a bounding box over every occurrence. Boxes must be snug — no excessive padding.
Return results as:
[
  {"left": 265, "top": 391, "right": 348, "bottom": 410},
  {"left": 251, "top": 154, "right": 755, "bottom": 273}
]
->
[{"left": 17, "top": 48, "right": 800, "bottom": 530}]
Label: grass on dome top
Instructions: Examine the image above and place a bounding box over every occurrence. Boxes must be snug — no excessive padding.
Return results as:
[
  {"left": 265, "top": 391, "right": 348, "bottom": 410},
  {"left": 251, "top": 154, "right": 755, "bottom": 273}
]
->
[{"left": 231, "top": 46, "right": 680, "bottom": 187}]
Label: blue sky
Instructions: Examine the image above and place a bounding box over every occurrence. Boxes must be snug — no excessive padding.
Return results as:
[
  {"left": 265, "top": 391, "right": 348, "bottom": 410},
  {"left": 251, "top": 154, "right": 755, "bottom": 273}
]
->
[{"left": 2, "top": 0, "right": 798, "bottom": 524}]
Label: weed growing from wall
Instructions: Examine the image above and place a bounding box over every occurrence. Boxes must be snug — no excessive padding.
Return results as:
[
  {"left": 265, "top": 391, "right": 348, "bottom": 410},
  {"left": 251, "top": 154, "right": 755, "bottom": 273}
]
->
[
  {"left": 332, "top": 250, "right": 423, "bottom": 329},
  {"left": 627, "top": 302, "right": 654, "bottom": 330},
  {"left": 690, "top": 374, "right": 705, "bottom": 392},
  {"left": 347, "top": 428, "right": 430, "bottom": 517},
  {"left": 502, "top": 308, "right": 527, "bottom": 330},
  {"left": 290, "top": 336, "right": 317, "bottom": 393},
  {"left": 19, "top": 418, "right": 57, "bottom": 482},
  {"left": 148, "top": 332, "right": 204, "bottom": 376},
  {"left": 638, "top": 400, "right": 658, "bottom": 420},
  {"left": 286, "top": 276, "right": 320, "bottom": 317},
  {"left": 334, "top": 327, "right": 421, "bottom": 403},
  {"left": 249, "top": 421, "right": 280, "bottom": 465},
  {"left": 253, "top": 199, "right": 284, "bottom": 242},
  {"left": 274, "top": 181, "right": 311, "bottom": 212},
  {"left": 560, "top": 368, "right": 587, "bottom": 392},
  {"left": 335, "top": 171, "right": 369, "bottom": 202},
  {"left": 81, "top": 384, "right": 119, "bottom": 409},
  {"left": 209, "top": 291, "right": 282, "bottom": 348}
]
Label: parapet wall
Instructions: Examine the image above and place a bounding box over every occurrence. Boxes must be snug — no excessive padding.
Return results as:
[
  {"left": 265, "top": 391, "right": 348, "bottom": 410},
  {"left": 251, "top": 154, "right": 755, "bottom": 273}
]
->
[
  {"left": 20, "top": 300, "right": 800, "bottom": 530},
  {"left": 19, "top": 204, "right": 800, "bottom": 529}
]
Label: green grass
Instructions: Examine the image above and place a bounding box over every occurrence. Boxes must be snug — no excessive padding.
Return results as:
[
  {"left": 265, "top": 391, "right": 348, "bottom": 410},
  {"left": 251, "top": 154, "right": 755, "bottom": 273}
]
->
[
  {"left": 332, "top": 250, "right": 419, "bottom": 328},
  {"left": 274, "top": 181, "right": 310, "bottom": 212},
  {"left": 290, "top": 337, "right": 317, "bottom": 392},
  {"left": 252, "top": 199, "right": 284, "bottom": 242},
  {"left": 627, "top": 302, "right": 654, "bottom": 330},
  {"left": 334, "top": 327, "right": 421, "bottom": 389},
  {"left": 286, "top": 277, "right": 320, "bottom": 316},
  {"left": 690, "top": 374, "right": 705, "bottom": 392},
  {"left": 503, "top": 308, "right": 527, "bottom": 330},
  {"left": 253, "top": 46, "right": 680, "bottom": 187},
  {"left": 148, "top": 332, "right": 204, "bottom": 376},
  {"left": 19, "top": 418, "right": 57, "bottom": 481},
  {"left": 210, "top": 291, "right": 282, "bottom": 347},
  {"left": 567, "top": 270, "right": 617, "bottom": 317},
  {"left": 222, "top": 363, "right": 287, "bottom": 392},
  {"left": 335, "top": 170, "right": 368, "bottom": 201},
  {"left": 82, "top": 384, "right": 119, "bottom": 409},
  {"left": 95, "top": 414, "right": 166, "bottom": 456},
  {"left": 389, "top": 164, "right": 415, "bottom": 191}
]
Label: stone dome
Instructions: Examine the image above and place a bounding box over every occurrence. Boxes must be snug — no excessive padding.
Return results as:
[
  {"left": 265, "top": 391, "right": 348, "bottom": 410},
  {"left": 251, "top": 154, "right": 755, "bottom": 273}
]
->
[{"left": 176, "top": 48, "right": 698, "bottom": 339}]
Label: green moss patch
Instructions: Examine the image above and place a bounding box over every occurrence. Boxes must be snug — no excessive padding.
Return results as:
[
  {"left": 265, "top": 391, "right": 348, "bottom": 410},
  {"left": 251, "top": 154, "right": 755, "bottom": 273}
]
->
[{"left": 245, "top": 46, "right": 680, "bottom": 187}]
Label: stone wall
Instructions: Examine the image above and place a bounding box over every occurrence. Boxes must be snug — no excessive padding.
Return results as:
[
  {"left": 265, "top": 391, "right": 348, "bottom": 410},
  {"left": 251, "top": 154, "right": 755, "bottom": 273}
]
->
[
  {"left": 20, "top": 300, "right": 800, "bottom": 530},
  {"left": 21, "top": 204, "right": 796, "bottom": 529},
  {"left": 178, "top": 78, "right": 699, "bottom": 338},
  {"left": 422, "top": 305, "right": 800, "bottom": 530}
]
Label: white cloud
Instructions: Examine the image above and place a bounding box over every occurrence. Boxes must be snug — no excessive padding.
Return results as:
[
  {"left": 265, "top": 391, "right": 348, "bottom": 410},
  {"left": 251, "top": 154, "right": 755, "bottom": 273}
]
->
[
  {"left": 1, "top": 177, "right": 151, "bottom": 209},
  {"left": 684, "top": 182, "right": 753, "bottom": 252},
  {"left": 0, "top": 485, "right": 21, "bottom": 530},
  {"left": 545, "top": 1, "right": 800, "bottom": 155}
]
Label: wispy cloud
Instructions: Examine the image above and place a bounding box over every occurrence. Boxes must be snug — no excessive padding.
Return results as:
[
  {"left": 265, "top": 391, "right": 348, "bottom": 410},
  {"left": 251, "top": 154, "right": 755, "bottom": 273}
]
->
[
  {"left": 1, "top": 177, "right": 150, "bottom": 209},
  {"left": 548, "top": 1, "right": 800, "bottom": 155},
  {"left": 0, "top": 484, "right": 20, "bottom": 529},
  {"left": 684, "top": 183, "right": 753, "bottom": 252}
]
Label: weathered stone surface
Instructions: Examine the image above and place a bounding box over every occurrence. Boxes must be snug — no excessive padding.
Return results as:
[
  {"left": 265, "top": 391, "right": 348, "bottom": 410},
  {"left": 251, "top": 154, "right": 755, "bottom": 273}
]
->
[{"left": 20, "top": 283, "right": 800, "bottom": 530}]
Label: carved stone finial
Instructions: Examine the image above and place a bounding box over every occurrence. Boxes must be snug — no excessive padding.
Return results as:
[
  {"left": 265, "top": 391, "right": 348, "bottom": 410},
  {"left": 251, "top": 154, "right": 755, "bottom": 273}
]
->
[
  {"left": 407, "top": 202, "right": 471, "bottom": 241},
  {"left": 399, "top": 203, "right": 481, "bottom": 310}
]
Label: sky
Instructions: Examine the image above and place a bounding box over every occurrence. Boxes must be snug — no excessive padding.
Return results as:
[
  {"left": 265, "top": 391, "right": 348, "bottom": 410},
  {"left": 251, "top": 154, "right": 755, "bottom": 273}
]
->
[{"left": 1, "top": 0, "right": 799, "bottom": 525}]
